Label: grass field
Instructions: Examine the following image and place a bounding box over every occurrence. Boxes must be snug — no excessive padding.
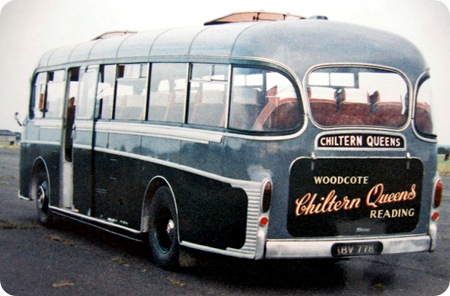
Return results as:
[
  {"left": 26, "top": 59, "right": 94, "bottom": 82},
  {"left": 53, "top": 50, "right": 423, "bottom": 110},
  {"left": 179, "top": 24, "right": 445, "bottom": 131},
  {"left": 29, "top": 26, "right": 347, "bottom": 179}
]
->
[
  {"left": 438, "top": 154, "right": 450, "bottom": 176},
  {"left": 0, "top": 143, "right": 19, "bottom": 149}
]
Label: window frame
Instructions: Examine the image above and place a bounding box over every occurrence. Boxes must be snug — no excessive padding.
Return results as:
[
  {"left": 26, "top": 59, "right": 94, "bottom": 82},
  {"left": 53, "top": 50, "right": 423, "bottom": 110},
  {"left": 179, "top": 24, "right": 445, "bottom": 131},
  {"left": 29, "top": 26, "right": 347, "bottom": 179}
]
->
[
  {"left": 228, "top": 65, "right": 302, "bottom": 134},
  {"left": 114, "top": 63, "right": 149, "bottom": 121},
  {"left": 44, "top": 69, "right": 66, "bottom": 119},
  {"left": 187, "top": 63, "right": 230, "bottom": 128},
  {"left": 414, "top": 73, "right": 436, "bottom": 138},
  {"left": 30, "top": 71, "right": 48, "bottom": 120},
  {"left": 147, "top": 62, "right": 189, "bottom": 124},
  {"left": 96, "top": 64, "right": 117, "bottom": 121},
  {"left": 306, "top": 65, "right": 410, "bottom": 129},
  {"left": 76, "top": 65, "right": 100, "bottom": 120},
  {"left": 64, "top": 61, "right": 304, "bottom": 135}
]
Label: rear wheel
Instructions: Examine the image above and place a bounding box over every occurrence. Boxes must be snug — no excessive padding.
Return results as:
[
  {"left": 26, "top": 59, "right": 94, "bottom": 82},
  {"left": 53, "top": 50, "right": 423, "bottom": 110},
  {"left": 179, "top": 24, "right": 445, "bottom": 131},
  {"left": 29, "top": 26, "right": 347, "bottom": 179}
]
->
[
  {"left": 148, "top": 187, "right": 179, "bottom": 270},
  {"left": 31, "top": 170, "right": 53, "bottom": 226}
]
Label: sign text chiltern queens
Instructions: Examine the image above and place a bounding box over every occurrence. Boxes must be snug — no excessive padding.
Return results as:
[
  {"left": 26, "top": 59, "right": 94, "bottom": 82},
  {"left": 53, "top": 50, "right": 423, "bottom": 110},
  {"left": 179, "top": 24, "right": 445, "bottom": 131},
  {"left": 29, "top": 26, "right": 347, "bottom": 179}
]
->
[{"left": 294, "top": 183, "right": 417, "bottom": 217}]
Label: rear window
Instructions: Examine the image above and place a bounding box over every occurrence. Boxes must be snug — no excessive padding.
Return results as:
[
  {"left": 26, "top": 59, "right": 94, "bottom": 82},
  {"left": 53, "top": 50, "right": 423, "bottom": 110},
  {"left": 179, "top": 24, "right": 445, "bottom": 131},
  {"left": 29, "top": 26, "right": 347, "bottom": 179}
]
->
[{"left": 307, "top": 67, "right": 408, "bottom": 128}]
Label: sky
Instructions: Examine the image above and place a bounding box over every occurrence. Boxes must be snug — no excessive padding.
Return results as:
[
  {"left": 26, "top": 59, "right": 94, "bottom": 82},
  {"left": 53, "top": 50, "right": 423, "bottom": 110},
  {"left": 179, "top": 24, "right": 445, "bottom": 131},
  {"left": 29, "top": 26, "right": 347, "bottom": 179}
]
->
[{"left": 0, "top": 0, "right": 449, "bottom": 145}]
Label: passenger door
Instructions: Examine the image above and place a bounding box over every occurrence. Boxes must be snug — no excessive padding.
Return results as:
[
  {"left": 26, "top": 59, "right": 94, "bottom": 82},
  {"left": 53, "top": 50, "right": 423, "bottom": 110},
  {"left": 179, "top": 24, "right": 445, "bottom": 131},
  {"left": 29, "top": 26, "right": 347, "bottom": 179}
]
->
[{"left": 63, "top": 66, "right": 99, "bottom": 215}]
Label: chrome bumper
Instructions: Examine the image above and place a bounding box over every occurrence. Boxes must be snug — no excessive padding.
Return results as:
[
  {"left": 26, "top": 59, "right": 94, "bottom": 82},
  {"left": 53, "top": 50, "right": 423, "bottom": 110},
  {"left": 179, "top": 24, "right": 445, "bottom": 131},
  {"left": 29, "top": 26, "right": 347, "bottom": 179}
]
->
[{"left": 265, "top": 234, "right": 432, "bottom": 259}]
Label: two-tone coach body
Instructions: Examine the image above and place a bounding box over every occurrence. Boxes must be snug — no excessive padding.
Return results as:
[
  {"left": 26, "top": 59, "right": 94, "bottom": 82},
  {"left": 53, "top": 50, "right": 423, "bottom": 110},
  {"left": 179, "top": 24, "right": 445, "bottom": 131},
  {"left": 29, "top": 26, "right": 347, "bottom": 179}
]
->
[{"left": 19, "top": 15, "right": 443, "bottom": 269}]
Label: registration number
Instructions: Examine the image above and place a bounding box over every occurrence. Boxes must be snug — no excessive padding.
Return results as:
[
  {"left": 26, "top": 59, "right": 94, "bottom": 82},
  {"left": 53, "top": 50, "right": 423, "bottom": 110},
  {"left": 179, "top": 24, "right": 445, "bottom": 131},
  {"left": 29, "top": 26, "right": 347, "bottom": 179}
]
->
[{"left": 331, "top": 242, "right": 382, "bottom": 257}]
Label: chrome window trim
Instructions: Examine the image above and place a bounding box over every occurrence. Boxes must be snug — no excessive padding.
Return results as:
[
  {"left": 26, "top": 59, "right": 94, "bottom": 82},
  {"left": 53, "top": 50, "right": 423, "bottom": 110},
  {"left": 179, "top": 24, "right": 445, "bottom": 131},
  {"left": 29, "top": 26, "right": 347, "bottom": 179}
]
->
[{"left": 92, "top": 121, "right": 223, "bottom": 144}]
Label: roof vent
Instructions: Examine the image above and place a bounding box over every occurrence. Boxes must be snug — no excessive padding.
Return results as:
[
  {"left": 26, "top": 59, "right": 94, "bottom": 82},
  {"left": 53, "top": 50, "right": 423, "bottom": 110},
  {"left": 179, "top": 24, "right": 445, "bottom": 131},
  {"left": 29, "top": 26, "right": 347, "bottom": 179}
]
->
[
  {"left": 204, "top": 11, "right": 305, "bottom": 25},
  {"left": 308, "top": 15, "right": 328, "bottom": 20},
  {"left": 92, "top": 31, "right": 137, "bottom": 40}
]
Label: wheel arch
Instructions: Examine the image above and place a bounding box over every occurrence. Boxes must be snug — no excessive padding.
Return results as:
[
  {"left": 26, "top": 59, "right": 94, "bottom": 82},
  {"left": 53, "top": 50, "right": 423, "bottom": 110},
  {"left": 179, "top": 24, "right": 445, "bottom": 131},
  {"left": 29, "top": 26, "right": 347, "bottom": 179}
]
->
[
  {"left": 29, "top": 157, "right": 51, "bottom": 201},
  {"left": 140, "top": 176, "right": 178, "bottom": 234}
]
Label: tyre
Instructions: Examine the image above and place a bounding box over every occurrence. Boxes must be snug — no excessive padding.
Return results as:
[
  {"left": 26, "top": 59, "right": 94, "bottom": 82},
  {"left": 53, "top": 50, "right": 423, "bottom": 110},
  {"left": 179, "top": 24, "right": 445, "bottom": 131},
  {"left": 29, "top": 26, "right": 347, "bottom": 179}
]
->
[
  {"left": 31, "top": 170, "right": 53, "bottom": 226},
  {"left": 148, "top": 187, "right": 180, "bottom": 270}
]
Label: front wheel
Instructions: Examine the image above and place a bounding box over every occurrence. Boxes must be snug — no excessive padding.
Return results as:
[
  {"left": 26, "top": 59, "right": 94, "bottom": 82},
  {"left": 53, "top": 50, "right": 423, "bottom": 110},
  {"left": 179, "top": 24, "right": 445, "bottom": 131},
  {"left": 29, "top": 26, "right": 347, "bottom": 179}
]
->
[
  {"left": 148, "top": 187, "right": 179, "bottom": 270},
  {"left": 31, "top": 170, "right": 53, "bottom": 226}
]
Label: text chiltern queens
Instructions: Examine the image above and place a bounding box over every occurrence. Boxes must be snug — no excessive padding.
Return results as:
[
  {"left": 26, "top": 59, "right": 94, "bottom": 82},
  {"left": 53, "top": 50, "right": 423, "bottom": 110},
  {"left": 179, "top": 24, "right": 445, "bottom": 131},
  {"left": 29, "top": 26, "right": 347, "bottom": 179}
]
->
[{"left": 294, "top": 183, "right": 417, "bottom": 216}]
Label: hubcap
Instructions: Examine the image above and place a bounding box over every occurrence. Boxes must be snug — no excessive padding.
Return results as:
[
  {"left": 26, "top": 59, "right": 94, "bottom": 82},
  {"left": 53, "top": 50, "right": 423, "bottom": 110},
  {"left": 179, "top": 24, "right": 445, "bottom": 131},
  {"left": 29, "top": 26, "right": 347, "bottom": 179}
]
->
[
  {"left": 166, "top": 219, "right": 175, "bottom": 234},
  {"left": 155, "top": 208, "right": 175, "bottom": 253},
  {"left": 36, "top": 185, "right": 47, "bottom": 210}
]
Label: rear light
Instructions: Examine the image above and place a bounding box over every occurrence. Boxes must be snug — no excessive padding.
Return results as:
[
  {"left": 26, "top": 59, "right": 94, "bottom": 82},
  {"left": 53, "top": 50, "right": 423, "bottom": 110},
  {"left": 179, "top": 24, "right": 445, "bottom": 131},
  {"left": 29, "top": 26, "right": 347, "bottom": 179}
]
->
[
  {"left": 434, "top": 178, "right": 443, "bottom": 208},
  {"left": 262, "top": 181, "right": 272, "bottom": 213}
]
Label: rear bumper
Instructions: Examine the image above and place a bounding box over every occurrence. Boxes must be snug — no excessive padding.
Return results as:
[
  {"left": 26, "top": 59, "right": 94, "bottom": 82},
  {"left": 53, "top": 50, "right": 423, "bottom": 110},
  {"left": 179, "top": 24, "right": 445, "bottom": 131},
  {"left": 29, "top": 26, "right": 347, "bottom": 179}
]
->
[{"left": 265, "top": 234, "right": 432, "bottom": 259}]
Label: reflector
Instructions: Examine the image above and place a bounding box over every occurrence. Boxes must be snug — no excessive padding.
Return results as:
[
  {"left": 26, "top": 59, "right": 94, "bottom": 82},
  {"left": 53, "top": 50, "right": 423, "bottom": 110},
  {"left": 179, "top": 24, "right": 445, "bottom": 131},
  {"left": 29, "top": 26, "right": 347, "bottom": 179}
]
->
[
  {"left": 431, "top": 212, "right": 439, "bottom": 221},
  {"left": 260, "top": 217, "right": 269, "bottom": 227}
]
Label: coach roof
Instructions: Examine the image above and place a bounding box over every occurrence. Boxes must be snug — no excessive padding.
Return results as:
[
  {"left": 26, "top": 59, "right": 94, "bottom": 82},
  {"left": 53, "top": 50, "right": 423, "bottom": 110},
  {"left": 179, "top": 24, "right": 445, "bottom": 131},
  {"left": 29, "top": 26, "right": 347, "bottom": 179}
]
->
[{"left": 38, "top": 20, "right": 427, "bottom": 81}]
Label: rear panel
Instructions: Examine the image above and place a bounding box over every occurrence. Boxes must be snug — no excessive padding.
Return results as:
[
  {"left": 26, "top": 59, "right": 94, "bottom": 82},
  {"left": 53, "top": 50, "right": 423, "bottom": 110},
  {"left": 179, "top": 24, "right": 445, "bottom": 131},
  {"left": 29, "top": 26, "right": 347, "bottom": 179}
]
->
[{"left": 288, "top": 157, "right": 423, "bottom": 237}]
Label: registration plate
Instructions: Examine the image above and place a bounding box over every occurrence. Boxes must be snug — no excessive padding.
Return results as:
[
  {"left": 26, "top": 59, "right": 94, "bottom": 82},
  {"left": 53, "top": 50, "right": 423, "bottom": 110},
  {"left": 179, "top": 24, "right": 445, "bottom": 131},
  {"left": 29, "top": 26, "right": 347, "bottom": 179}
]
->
[{"left": 331, "top": 242, "right": 382, "bottom": 257}]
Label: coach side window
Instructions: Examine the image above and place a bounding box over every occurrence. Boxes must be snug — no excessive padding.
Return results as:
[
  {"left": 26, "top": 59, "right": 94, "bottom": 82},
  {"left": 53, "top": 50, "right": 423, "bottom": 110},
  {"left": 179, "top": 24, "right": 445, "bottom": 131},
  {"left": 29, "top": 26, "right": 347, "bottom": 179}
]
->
[
  {"left": 188, "top": 64, "right": 229, "bottom": 127},
  {"left": 31, "top": 72, "right": 47, "bottom": 119},
  {"left": 45, "top": 70, "right": 65, "bottom": 118},
  {"left": 97, "top": 65, "right": 116, "bottom": 119},
  {"left": 67, "top": 68, "right": 80, "bottom": 104},
  {"left": 77, "top": 66, "right": 99, "bottom": 119},
  {"left": 148, "top": 63, "right": 187, "bottom": 123},
  {"left": 229, "top": 67, "right": 300, "bottom": 132},
  {"left": 115, "top": 63, "right": 148, "bottom": 120}
]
